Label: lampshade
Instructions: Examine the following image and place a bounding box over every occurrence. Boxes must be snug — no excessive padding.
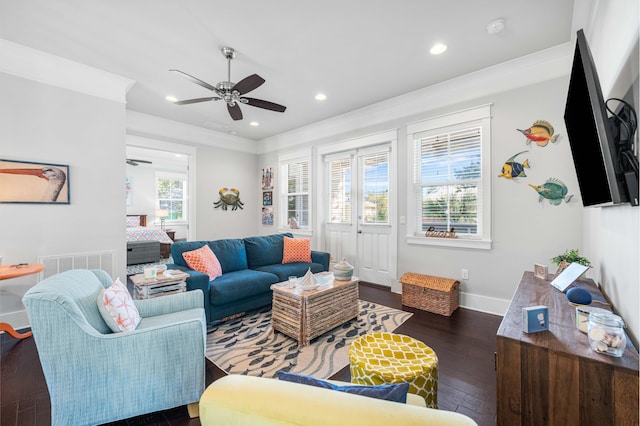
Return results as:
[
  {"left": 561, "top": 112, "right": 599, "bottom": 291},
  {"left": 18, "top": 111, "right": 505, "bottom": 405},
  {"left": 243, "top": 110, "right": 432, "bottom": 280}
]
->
[{"left": 156, "top": 209, "right": 169, "bottom": 218}]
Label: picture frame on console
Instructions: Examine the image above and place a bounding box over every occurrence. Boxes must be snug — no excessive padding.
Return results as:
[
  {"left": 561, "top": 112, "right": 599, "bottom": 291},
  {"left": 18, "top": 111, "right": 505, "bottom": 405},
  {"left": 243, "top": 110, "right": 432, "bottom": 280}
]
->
[
  {"left": 0, "top": 159, "right": 70, "bottom": 204},
  {"left": 533, "top": 264, "right": 548, "bottom": 280}
]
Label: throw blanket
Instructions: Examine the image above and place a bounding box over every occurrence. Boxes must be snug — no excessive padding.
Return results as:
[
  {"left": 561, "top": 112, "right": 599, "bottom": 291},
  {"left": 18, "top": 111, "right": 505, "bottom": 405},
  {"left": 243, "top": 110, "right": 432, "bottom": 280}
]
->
[{"left": 126, "top": 226, "right": 173, "bottom": 244}]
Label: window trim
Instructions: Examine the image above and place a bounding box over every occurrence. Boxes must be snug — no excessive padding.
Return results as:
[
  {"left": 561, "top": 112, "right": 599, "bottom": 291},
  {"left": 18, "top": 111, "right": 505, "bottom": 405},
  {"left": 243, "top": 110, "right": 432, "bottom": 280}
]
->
[{"left": 406, "top": 104, "right": 492, "bottom": 249}]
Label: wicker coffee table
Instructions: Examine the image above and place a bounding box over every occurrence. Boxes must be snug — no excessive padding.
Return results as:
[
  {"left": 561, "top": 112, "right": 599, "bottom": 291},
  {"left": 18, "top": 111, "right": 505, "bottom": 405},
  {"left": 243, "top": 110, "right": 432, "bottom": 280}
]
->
[{"left": 271, "top": 273, "right": 359, "bottom": 346}]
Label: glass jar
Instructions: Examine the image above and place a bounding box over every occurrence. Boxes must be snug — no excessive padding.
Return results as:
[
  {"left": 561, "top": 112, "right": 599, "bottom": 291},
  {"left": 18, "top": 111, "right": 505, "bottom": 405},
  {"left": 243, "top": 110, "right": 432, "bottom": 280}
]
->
[{"left": 587, "top": 311, "right": 626, "bottom": 357}]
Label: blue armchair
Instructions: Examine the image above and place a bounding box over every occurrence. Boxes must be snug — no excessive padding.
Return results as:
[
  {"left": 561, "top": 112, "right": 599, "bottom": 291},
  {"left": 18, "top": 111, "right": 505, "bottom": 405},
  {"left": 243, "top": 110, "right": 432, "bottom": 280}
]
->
[{"left": 22, "top": 269, "right": 206, "bottom": 426}]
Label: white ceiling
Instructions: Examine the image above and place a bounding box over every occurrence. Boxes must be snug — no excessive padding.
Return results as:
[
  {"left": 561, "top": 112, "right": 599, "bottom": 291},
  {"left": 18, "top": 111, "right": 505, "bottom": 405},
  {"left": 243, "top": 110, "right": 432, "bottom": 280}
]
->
[{"left": 1, "top": 0, "right": 577, "bottom": 141}]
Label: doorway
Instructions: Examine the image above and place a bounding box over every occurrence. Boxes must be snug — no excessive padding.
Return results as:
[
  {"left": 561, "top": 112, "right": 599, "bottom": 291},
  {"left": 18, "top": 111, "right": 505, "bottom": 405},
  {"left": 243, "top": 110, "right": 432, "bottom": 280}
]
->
[
  {"left": 125, "top": 142, "right": 195, "bottom": 241},
  {"left": 317, "top": 131, "right": 397, "bottom": 287}
]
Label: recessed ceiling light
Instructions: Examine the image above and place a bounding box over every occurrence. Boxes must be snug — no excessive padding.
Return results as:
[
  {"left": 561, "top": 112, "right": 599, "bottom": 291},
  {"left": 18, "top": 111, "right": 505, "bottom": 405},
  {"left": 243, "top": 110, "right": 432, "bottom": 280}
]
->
[
  {"left": 486, "top": 19, "right": 505, "bottom": 35},
  {"left": 165, "top": 95, "right": 178, "bottom": 103},
  {"left": 250, "top": 121, "right": 259, "bottom": 127},
  {"left": 430, "top": 43, "right": 447, "bottom": 55},
  {"left": 315, "top": 93, "right": 327, "bottom": 101}
]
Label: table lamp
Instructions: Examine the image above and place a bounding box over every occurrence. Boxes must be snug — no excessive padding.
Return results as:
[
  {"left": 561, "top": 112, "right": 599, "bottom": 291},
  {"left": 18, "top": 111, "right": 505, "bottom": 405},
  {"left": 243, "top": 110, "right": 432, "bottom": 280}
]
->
[{"left": 156, "top": 209, "right": 169, "bottom": 231}]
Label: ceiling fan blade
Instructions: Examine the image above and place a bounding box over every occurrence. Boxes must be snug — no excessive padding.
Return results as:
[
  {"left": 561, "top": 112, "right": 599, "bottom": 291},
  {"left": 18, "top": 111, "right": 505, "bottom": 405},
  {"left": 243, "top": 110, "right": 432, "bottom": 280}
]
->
[
  {"left": 169, "top": 69, "right": 217, "bottom": 92},
  {"left": 232, "top": 74, "right": 265, "bottom": 95},
  {"left": 244, "top": 97, "right": 287, "bottom": 113},
  {"left": 227, "top": 103, "right": 243, "bottom": 121},
  {"left": 174, "top": 97, "right": 218, "bottom": 105}
]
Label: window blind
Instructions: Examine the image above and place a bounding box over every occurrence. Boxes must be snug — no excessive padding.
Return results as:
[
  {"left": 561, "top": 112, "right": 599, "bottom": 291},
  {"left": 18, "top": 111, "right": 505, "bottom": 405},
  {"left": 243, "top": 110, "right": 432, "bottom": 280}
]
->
[
  {"left": 414, "top": 127, "right": 481, "bottom": 235},
  {"left": 328, "top": 158, "right": 351, "bottom": 223}
]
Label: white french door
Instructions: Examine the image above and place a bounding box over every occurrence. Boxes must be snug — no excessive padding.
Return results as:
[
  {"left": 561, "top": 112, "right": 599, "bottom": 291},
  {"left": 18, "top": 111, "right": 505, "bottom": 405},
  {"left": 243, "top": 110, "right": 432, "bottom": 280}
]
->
[{"left": 324, "top": 143, "right": 395, "bottom": 286}]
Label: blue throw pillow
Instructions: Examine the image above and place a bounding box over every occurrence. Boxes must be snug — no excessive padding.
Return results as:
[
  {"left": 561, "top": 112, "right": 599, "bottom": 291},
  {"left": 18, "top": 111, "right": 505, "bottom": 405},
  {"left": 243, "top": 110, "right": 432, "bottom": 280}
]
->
[{"left": 277, "top": 371, "right": 409, "bottom": 403}]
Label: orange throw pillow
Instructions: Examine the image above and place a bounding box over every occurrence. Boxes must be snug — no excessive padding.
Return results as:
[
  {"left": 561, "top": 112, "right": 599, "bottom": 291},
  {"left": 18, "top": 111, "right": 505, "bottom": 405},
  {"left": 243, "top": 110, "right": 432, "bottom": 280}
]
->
[
  {"left": 282, "top": 236, "right": 312, "bottom": 264},
  {"left": 182, "top": 244, "right": 222, "bottom": 281}
]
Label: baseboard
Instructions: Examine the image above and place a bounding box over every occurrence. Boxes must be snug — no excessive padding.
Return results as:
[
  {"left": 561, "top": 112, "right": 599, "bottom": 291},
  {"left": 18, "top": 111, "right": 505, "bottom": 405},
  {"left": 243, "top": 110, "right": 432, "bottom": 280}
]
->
[
  {"left": 390, "top": 279, "right": 509, "bottom": 317},
  {"left": 459, "top": 291, "right": 510, "bottom": 316},
  {"left": 0, "top": 310, "right": 30, "bottom": 332}
]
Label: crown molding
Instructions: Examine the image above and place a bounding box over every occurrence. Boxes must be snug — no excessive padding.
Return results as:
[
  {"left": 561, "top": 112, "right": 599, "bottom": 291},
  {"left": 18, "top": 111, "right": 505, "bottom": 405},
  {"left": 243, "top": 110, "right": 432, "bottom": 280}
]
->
[
  {"left": 0, "top": 38, "right": 134, "bottom": 103},
  {"left": 126, "top": 110, "right": 258, "bottom": 153},
  {"left": 258, "top": 42, "right": 573, "bottom": 154}
]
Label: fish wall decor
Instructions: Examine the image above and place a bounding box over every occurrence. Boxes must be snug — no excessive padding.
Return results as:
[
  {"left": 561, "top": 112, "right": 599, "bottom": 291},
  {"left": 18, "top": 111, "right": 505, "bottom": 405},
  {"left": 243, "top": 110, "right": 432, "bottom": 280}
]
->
[
  {"left": 517, "top": 120, "right": 559, "bottom": 147},
  {"left": 498, "top": 151, "right": 530, "bottom": 179},
  {"left": 528, "top": 178, "right": 573, "bottom": 205}
]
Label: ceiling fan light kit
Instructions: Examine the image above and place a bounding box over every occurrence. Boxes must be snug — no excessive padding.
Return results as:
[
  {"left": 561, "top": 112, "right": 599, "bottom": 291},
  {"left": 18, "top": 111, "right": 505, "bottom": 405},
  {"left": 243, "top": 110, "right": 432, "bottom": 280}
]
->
[{"left": 170, "top": 47, "right": 286, "bottom": 121}]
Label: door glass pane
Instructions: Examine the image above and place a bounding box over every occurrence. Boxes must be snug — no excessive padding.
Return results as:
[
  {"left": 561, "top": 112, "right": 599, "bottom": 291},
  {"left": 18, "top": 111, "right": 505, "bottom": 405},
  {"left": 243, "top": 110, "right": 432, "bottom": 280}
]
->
[{"left": 361, "top": 151, "right": 389, "bottom": 224}]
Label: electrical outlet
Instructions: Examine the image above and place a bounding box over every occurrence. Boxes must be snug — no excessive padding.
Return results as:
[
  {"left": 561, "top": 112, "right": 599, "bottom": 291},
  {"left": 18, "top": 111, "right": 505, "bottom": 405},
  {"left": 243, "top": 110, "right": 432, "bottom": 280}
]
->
[{"left": 461, "top": 269, "right": 469, "bottom": 280}]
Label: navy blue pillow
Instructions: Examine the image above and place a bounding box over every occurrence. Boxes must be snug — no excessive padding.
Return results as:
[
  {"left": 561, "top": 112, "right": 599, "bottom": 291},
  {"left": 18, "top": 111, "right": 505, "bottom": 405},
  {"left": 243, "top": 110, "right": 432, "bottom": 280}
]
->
[{"left": 277, "top": 371, "right": 409, "bottom": 403}]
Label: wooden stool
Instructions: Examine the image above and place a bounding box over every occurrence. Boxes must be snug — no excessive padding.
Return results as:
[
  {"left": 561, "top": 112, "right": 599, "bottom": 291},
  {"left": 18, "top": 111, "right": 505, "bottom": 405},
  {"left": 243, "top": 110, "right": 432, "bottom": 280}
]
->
[{"left": 349, "top": 332, "right": 438, "bottom": 408}]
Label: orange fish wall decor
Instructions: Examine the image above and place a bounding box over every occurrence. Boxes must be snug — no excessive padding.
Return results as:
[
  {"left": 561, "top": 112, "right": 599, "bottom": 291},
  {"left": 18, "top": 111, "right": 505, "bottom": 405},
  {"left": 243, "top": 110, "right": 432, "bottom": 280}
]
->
[{"left": 517, "top": 120, "right": 559, "bottom": 147}]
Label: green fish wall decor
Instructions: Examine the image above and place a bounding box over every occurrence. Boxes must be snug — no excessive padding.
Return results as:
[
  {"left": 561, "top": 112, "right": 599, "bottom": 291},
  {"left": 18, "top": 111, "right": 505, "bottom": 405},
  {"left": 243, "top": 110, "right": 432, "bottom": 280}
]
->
[
  {"left": 528, "top": 178, "right": 573, "bottom": 205},
  {"left": 498, "top": 151, "right": 530, "bottom": 179}
]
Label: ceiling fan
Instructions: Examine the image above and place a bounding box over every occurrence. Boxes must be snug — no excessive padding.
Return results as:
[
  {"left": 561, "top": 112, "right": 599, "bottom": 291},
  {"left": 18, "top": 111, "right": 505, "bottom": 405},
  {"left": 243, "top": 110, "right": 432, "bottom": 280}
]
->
[
  {"left": 126, "top": 158, "right": 152, "bottom": 166},
  {"left": 170, "top": 47, "right": 286, "bottom": 121}
]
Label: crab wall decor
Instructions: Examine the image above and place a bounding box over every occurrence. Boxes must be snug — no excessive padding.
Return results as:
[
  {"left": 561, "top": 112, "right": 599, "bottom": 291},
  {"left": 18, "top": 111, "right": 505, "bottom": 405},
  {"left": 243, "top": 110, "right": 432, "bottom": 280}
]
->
[{"left": 214, "top": 187, "right": 244, "bottom": 211}]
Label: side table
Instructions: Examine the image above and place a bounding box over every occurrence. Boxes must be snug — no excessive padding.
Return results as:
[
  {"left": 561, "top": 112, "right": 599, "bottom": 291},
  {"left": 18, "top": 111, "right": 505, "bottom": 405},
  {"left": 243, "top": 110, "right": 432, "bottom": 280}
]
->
[
  {"left": 0, "top": 263, "right": 45, "bottom": 339},
  {"left": 161, "top": 230, "right": 176, "bottom": 259},
  {"left": 130, "top": 270, "right": 189, "bottom": 300}
]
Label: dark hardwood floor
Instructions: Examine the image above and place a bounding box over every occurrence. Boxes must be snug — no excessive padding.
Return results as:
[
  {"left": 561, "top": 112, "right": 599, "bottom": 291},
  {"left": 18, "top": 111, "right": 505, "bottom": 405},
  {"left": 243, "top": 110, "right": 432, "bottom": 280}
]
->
[{"left": 0, "top": 282, "right": 502, "bottom": 426}]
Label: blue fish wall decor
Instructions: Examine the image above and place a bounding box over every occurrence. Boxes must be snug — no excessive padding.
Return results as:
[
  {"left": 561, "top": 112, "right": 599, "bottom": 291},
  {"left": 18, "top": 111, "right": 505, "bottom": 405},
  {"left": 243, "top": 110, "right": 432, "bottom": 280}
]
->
[{"left": 498, "top": 150, "right": 530, "bottom": 179}]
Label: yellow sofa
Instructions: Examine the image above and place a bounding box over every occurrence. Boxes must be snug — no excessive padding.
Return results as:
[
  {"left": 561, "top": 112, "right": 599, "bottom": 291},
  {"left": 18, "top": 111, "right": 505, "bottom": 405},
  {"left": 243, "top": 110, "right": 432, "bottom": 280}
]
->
[{"left": 199, "top": 374, "right": 477, "bottom": 425}]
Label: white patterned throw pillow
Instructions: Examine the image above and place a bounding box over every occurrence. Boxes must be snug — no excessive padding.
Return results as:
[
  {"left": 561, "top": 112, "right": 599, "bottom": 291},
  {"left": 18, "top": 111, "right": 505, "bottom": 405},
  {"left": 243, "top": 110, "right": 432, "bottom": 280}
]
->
[{"left": 97, "top": 277, "right": 141, "bottom": 332}]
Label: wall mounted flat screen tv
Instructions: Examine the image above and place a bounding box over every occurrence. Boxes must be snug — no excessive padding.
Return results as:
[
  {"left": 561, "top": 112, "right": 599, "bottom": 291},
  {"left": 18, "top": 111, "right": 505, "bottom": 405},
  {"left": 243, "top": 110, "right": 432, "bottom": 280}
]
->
[{"left": 564, "top": 29, "right": 630, "bottom": 207}]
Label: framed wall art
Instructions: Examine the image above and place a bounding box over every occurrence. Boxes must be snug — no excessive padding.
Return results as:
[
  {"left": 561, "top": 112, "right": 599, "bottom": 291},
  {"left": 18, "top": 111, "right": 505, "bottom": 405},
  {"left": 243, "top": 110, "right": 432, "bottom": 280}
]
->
[
  {"left": 262, "top": 207, "right": 273, "bottom": 225},
  {"left": 263, "top": 191, "right": 272, "bottom": 206},
  {"left": 0, "top": 159, "right": 70, "bottom": 204},
  {"left": 261, "top": 167, "right": 273, "bottom": 190}
]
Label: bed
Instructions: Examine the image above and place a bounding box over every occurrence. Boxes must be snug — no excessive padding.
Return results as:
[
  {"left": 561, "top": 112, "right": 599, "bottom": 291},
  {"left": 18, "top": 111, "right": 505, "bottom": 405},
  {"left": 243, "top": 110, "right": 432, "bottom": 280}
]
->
[{"left": 126, "top": 214, "right": 174, "bottom": 265}]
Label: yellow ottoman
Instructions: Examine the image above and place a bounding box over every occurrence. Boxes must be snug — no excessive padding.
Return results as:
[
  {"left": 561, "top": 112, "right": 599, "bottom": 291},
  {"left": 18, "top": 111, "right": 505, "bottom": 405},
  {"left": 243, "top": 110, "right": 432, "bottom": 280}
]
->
[{"left": 349, "top": 332, "right": 438, "bottom": 408}]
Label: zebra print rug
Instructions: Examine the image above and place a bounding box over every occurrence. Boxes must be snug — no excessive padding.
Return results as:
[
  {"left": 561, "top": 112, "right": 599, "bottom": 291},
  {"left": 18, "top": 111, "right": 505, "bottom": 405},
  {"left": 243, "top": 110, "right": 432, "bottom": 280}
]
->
[{"left": 206, "top": 300, "right": 412, "bottom": 379}]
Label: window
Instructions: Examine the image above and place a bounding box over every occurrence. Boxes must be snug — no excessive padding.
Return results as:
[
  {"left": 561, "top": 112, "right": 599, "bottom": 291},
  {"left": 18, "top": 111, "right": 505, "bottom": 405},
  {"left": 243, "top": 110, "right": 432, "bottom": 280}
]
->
[
  {"left": 280, "top": 158, "right": 310, "bottom": 228},
  {"left": 156, "top": 172, "right": 187, "bottom": 222},
  {"left": 407, "top": 105, "right": 491, "bottom": 249}
]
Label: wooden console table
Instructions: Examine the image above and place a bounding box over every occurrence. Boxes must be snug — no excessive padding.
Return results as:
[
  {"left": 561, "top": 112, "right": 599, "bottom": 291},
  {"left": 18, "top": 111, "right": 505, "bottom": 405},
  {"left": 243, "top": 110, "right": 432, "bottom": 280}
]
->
[
  {"left": 0, "top": 263, "right": 45, "bottom": 339},
  {"left": 496, "top": 271, "right": 639, "bottom": 425}
]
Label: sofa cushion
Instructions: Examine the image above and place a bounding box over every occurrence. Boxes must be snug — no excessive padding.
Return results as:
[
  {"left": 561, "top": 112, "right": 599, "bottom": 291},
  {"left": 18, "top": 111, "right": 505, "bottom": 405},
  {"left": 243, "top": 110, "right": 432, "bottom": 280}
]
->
[
  {"left": 182, "top": 245, "right": 222, "bottom": 281},
  {"left": 97, "top": 277, "right": 141, "bottom": 332},
  {"left": 244, "top": 233, "right": 293, "bottom": 269},
  {"left": 277, "top": 372, "right": 409, "bottom": 403},
  {"left": 282, "top": 237, "right": 312, "bottom": 263},
  {"left": 208, "top": 239, "right": 249, "bottom": 273},
  {"left": 171, "top": 240, "right": 248, "bottom": 273},
  {"left": 254, "top": 262, "right": 326, "bottom": 282},
  {"left": 209, "top": 269, "right": 279, "bottom": 306}
]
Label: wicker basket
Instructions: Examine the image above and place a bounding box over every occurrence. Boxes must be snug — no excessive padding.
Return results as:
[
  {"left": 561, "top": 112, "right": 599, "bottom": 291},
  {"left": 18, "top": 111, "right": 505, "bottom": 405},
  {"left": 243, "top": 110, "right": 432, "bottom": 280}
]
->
[{"left": 400, "top": 273, "right": 459, "bottom": 316}]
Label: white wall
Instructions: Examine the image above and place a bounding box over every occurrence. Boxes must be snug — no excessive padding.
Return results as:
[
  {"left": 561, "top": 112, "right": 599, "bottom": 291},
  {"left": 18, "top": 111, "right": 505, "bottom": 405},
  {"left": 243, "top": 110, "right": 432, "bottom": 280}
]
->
[
  {"left": 581, "top": 0, "right": 639, "bottom": 345},
  {"left": 0, "top": 69, "right": 129, "bottom": 329},
  {"left": 195, "top": 145, "right": 260, "bottom": 240},
  {"left": 259, "top": 75, "right": 583, "bottom": 315}
]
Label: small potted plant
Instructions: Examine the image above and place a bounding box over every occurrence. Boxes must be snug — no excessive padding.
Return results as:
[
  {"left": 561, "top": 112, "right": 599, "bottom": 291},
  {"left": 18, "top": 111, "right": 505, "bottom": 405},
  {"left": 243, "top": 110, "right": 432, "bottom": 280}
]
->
[{"left": 551, "top": 249, "right": 591, "bottom": 274}]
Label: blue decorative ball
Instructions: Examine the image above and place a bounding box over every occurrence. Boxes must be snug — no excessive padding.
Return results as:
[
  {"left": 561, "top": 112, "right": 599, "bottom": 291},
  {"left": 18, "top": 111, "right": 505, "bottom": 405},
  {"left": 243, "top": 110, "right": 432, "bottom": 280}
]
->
[{"left": 566, "top": 287, "right": 592, "bottom": 305}]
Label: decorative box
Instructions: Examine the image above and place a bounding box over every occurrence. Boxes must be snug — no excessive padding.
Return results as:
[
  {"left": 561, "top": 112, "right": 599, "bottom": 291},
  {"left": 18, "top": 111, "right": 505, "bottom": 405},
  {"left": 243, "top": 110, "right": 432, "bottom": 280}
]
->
[
  {"left": 400, "top": 273, "right": 459, "bottom": 316},
  {"left": 522, "top": 305, "right": 549, "bottom": 333}
]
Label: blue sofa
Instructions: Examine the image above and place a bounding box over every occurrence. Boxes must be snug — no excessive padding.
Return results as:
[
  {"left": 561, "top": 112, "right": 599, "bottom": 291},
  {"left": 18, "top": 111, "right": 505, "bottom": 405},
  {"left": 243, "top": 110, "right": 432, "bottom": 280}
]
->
[{"left": 169, "top": 233, "right": 330, "bottom": 324}]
